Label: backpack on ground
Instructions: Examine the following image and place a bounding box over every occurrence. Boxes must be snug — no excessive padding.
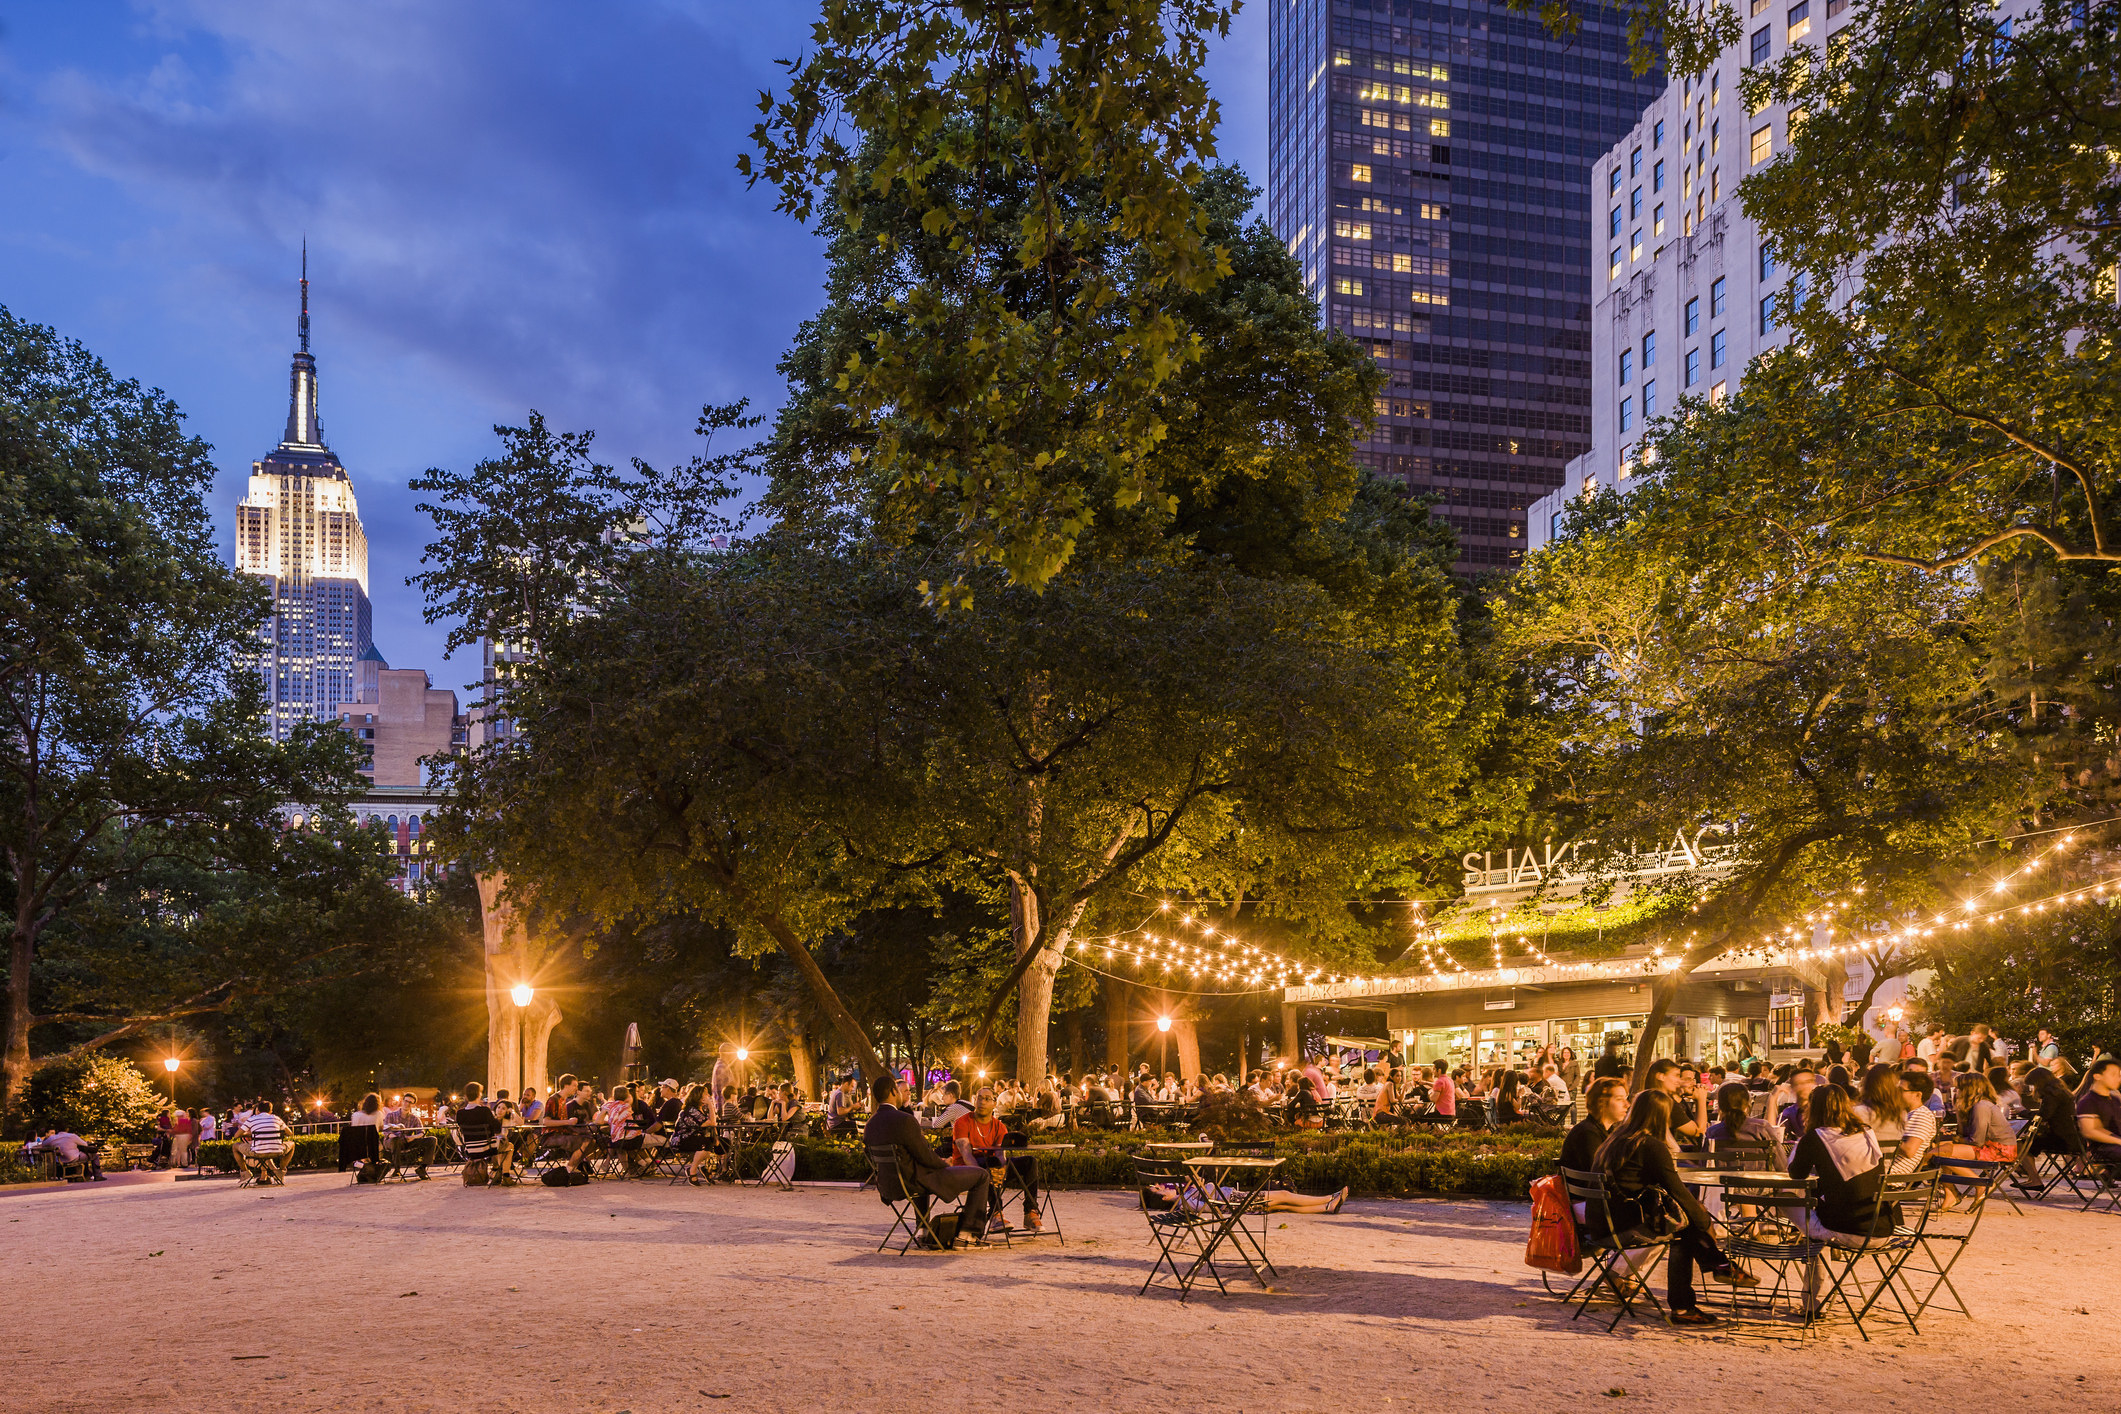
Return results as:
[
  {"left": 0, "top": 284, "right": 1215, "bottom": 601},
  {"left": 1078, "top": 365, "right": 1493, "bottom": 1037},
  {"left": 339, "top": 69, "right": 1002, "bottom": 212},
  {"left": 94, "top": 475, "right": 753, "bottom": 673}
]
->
[
  {"left": 541, "top": 1167, "right": 571, "bottom": 1186},
  {"left": 462, "top": 1158, "right": 490, "bottom": 1187}
]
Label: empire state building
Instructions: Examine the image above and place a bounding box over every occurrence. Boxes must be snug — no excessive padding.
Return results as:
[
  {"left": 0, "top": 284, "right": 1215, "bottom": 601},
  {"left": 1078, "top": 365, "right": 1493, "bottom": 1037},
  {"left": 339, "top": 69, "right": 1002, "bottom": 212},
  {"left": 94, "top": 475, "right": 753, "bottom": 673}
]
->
[{"left": 235, "top": 255, "right": 376, "bottom": 740}]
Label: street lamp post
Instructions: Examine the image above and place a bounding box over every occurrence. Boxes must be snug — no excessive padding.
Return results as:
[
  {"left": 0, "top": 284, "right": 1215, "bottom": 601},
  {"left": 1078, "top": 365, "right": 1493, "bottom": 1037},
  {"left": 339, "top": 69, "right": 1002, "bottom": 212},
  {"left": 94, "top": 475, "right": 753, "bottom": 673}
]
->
[
  {"left": 1157, "top": 1015, "right": 1172, "bottom": 1078},
  {"left": 163, "top": 1055, "right": 180, "bottom": 1105},
  {"left": 511, "top": 983, "right": 534, "bottom": 1102}
]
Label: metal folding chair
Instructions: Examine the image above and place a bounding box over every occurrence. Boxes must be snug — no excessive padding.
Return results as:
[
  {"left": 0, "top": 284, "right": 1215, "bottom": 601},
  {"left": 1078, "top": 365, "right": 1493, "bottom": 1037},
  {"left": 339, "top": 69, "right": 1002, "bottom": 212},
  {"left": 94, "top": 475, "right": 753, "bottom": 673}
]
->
[
  {"left": 864, "top": 1145, "right": 967, "bottom": 1254},
  {"left": 1556, "top": 1166, "right": 1672, "bottom": 1331},
  {"left": 1133, "top": 1156, "right": 1223, "bottom": 1300}
]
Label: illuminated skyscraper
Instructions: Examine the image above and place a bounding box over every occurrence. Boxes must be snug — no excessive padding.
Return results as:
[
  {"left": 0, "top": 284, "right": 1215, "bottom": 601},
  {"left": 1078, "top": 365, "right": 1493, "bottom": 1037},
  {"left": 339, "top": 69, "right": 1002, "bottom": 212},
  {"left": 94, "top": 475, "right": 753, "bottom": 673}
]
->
[
  {"left": 1268, "top": 0, "right": 1663, "bottom": 567},
  {"left": 234, "top": 250, "right": 375, "bottom": 740}
]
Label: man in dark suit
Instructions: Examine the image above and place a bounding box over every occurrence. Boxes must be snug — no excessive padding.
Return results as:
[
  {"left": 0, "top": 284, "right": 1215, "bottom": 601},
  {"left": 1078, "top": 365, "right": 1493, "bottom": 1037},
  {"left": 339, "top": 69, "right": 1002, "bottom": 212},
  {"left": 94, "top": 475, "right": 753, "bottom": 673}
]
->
[{"left": 863, "top": 1073, "right": 991, "bottom": 1247}]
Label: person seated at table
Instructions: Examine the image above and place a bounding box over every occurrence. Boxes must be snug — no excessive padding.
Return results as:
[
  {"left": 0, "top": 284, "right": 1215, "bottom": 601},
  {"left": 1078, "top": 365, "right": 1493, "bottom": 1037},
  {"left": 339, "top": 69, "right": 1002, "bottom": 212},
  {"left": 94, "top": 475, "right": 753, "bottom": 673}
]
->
[
  {"left": 518, "top": 1087, "right": 543, "bottom": 1122},
  {"left": 1130, "top": 1072, "right": 1160, "bottom": 1113},
  {"left": 1288, "top": 1074, "right": 1326, "bottom": 1129},
  {"left": 1775, "top": 1065, "right": 1819, "bottom": 1143},
  {"left": 536, "top": 1074, "right": 595, "bottom": 1185},
  {"left": 2012, "top": 1064, "right": 2078, "bottom": 1183},
  {"left": 1538, "top": 1063, "right": 1571, "bottom": 1114},
  {"left": 1492, "top": 1069, "right": 1534, "bottom": 1126},
  {"left": 865, "top": 1073, "right": 992, "bottom": 1248},
  {"left": 234, "top": 1104, "right": 292, "bottom": 1185},
  {"left": 1647, "top": 1059, "right": 1706, "bottom": 1148},
  {"left": 27, "top": 1128, "right": 106, "bottom": 1181},
  {"left": 1561, "top": 1077, "right": 1628, "bottom": 1178},
  {"left": 922, "top": 1081, "right": 970, "bottom": 1133},
  {"left": 1026, "top": 1080, "right": 1066, "bottom": 1133},
  {"left": 823, "top": 1076, "right": 862, "bottom": 1135},
  {"left": 455, "top": 1083, "right": 518, "bottom": 1185},
  {"left": 667, "top": 1084, "right": 718, "bottom": 1184},
  {"left": 1591, "top": 1090, "right": 1759, "bottom": 1328},
  {"left": 1987, "top": 1065, "right": 2024, "bottom": 1123},
  {"left": 2075, "top": 1055, "right": 2121, "bottom": 1166},
  {"left": 1823, "top": 1064, "right": 1855, "bottom": 1098},
  {"left": 950, "top": 1088, "right": 1037, "bottom": 1234},
  {"left": 1888, "top": 1070, "right": 1939, "bottom": 1173},
  {"left": 763, "top": 1081, "right": 803, "bottom": 1135},
  {"left": 1706, "top": 1081, "right": 1781, "bottom": 1161},
  {"left": 383, "top": 1095, "right": 436, "bottom": 1180},
  {"left": 1786, "top": 1084, "right": 1894, "bottom": 1304}
]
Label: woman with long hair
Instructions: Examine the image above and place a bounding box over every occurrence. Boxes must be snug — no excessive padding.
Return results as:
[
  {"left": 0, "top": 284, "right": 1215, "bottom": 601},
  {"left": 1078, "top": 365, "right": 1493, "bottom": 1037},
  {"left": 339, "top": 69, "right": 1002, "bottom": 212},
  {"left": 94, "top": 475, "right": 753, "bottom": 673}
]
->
[
  {"left": 671, "top": 1083, "right": 716, "bottom": 1184},
  {"left": 1931, "top": 1071, "right": 2014, "bottom": 1210},
  {"left": 1706, "top": 1081, "right": 1779, "bottom": 1156},
  {"left": 1854, "top": 1063, "right": 1906, "bottom": 1145},
  {"left": 1592, "top": 1090, "right": 1758, "bottom": 1327},
  {"left": 2016, "top": 1065, "right": 2078, "bottom": 1181},
  {"left": 1493, "top": 1068, "right": 1530, "bottom": 1126},
  {"left": 1786, "top": 1084, "right": 1890, "bottom": 1249}
]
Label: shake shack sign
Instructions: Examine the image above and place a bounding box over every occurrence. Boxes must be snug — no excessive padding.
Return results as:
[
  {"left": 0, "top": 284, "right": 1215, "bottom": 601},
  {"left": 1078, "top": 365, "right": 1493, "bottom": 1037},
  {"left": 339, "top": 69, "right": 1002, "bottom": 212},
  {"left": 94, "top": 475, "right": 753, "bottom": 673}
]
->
[{"left": 1462, "top": 827, "right": 1740, "bottom": 898}]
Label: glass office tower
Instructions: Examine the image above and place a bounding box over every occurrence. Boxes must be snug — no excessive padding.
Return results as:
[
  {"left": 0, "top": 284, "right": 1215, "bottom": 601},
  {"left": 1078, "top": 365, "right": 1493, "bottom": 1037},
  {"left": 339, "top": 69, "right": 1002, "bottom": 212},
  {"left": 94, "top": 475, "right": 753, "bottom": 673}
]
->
[{"left": 1269, "top": 0, "right": 1664, "bottom": 567}]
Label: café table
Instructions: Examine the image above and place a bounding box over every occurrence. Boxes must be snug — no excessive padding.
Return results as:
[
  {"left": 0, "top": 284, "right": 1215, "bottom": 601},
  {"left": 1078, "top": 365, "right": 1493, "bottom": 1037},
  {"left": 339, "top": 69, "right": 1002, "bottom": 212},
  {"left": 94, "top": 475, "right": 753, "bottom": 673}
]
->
[
  {"left": 995, "top": 1143, "right": 1074, "bottom": 1242},
  {"left": 1142, "top": 1140, "right": 1212, "bottom": 1154},
  {"left": 1179, "top": 1155, "right": 1286, "bottom": 1292}
]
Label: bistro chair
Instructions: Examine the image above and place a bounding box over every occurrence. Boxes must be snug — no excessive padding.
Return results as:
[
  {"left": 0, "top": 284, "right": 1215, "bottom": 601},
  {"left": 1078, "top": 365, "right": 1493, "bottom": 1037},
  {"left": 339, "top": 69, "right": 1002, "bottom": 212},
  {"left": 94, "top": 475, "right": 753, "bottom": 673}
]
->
[
  {"left": 1555, "top": 1166, "right": 1671, "bottom": 1331},
  {"left": 864, "top": 1144, "right": 966, "bottom": 1255},
  {"left": 1132, "top": 1156, "right": 1224, "bottom": 1301}
]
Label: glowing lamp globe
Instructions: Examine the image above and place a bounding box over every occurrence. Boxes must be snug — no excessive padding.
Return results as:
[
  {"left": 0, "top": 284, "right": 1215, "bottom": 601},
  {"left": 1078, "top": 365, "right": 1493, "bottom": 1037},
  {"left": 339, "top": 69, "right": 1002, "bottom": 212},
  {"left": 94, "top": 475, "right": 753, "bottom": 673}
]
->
[
  {"left": 736, "top": 1048, "right": 749, "bottom": 1062},
  {"left": 510, "top": 984, "right": 534, "bottom": 1007},
  {"left": 1157, "top": 1016, "right": 1172, "bottom": 1033},
  {"left": 163, "top": 1057, "right": 180, "bottom": 1073}
]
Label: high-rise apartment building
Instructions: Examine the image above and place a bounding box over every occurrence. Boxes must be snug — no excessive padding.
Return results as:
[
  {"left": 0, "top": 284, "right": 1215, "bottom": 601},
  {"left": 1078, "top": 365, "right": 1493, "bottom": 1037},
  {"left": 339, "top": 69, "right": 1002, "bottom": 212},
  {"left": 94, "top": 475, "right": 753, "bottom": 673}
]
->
[
  {"left": 1525, "top": 0, "right": 1831, "bottom": 550},
  {"left": 1268, "top": 0, "right": 1665, "bottom": 567},
  {"left": 234, "top": 255, "right": 375, "bottom": 739}
]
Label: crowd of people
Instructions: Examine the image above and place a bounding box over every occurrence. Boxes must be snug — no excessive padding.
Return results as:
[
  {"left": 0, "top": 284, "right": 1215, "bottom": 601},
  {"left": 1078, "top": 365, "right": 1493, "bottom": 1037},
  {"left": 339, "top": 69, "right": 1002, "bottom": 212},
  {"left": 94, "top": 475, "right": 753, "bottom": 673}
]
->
[{"left": 1551, "top": 1034, "right": 2121, "bottom": 1330}]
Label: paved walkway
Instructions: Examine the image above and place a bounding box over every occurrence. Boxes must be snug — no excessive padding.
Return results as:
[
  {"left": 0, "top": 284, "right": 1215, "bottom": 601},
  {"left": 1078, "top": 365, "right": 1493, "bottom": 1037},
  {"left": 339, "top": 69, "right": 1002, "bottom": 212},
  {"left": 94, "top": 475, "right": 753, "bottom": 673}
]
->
[{"left": 7, "top": 1172, "right": 2112, "bottom": 1411}]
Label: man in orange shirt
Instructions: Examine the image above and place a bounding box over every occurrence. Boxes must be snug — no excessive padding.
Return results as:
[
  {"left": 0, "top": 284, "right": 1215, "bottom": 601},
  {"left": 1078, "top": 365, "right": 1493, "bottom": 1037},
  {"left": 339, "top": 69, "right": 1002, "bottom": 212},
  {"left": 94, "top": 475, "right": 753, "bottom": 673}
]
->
[{"left": 952, "top": 1088, "right": 1038, "bottom": 1234}]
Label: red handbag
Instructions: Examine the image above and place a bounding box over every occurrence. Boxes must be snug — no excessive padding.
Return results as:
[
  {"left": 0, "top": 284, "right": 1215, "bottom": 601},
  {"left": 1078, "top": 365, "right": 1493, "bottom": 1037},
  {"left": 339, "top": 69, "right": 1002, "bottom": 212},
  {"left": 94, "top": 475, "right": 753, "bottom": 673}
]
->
[{"left": 1524, "top": 1173, "right": 1582, "bottom": 1274}]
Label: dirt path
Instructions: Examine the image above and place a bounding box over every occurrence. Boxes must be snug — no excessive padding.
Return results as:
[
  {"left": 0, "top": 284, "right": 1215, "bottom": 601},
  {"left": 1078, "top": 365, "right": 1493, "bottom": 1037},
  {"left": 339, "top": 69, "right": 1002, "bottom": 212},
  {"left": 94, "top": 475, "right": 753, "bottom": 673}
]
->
[{"left": 6, "top": 1173, "right": 2113, "bottom": 1412}]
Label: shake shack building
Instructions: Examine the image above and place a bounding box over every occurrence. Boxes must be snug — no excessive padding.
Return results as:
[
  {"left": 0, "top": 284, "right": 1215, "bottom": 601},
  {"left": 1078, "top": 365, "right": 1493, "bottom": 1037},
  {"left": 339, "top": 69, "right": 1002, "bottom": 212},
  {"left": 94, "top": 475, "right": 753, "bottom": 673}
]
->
[{"left": 1279, "top": 831, "right": 1814, "bottom": 1074}]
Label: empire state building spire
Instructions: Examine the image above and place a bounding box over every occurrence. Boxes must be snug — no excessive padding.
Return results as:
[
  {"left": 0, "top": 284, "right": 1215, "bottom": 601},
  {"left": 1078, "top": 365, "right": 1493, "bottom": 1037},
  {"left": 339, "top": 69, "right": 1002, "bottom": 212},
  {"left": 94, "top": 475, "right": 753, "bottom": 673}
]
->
[{"left": 283, "top": 241, "right": 325, "bottom": 448}]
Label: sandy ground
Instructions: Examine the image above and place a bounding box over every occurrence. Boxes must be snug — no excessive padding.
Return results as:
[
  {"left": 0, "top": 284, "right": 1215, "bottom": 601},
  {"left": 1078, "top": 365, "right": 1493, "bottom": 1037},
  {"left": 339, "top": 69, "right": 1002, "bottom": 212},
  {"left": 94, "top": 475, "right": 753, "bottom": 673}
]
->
[{"left": 6, "top": 1170, "right": 2117, "bottom": 1413}]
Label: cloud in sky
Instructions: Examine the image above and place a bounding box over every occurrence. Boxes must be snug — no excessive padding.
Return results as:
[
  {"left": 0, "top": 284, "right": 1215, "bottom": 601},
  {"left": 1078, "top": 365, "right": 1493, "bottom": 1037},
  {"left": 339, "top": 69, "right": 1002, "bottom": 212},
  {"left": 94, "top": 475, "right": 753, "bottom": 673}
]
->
[{"left": 2, "top": 0, "right": 1267, "bottom": 680}]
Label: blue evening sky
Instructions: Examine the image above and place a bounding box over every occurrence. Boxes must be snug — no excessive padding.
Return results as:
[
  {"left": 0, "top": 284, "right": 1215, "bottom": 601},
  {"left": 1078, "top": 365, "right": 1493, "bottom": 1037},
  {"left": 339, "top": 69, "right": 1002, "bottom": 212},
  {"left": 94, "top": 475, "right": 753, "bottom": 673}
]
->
[{"left": 0, "top": 2, "right": 1269, "bottom": 692}]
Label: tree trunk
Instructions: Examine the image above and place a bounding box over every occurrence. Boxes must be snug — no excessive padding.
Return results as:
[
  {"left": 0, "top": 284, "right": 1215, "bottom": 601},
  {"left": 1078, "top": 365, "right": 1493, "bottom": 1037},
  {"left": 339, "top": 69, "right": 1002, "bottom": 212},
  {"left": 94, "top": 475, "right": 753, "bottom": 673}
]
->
[
  {"left": 1173, "top": 1015, "right": 1202, "bottom": 1081},
  {"left": 1238, "top": 1020, "right": 1250, "bottom": 1082},
  {"left": 788, "top": 1014, "right": 818, "bottom": 1098},
  {"left": 4, "top": 916, "right": 35, "bottom": 1119},
  {"left": 477, "top": 873, "right": 564, "bottom": 1103},
  {"left": 1280, "top": 1002, "right": 1301, "bottom": 1063},
  {"left": 1006, "top": 876, "right": 1064, "bottom": 1086},
  {"left": 1063, "top": 1008, "right": 1085, "bottom": 1078},
  {"left": 1104, "top": 974, "right": 1131, "bottom": 1068},
  {"left": 1628, "top": 969, "right": 1685, "bottom": 1091}
]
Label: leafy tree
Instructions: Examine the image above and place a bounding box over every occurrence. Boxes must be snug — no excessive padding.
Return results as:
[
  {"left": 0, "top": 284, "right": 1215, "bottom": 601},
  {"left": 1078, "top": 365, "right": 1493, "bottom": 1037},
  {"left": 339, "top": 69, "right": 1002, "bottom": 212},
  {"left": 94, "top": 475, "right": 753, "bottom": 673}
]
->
[
  {"left": 745, "top": 2, "right": 1244, "bottom": 595},
  {"left": 1722, "top": 0, "right": 2121, "bottom": 571},
  {"left": 1913, "top": 904, "right": 2121, "bottom": 1065},
  {"left": 1504, "top": 454, "right": 2060, "bottom": 1087},
  {"left": 32, "top": 816, "right": 440, "bottom": 1079},
  {"left": 21, "top": 1051, "right": 164, "bottom": 1141},
  {"left": 0, "top": 308, "right": 366, "bottom": 1117}
]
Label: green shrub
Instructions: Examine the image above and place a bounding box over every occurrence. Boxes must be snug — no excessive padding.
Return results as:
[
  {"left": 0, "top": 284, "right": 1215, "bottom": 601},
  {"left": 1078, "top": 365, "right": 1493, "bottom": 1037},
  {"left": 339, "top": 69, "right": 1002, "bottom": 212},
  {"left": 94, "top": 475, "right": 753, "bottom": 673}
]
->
[
  {"left": 20, "top": 1053, "right": 165, "bottom": 1142},
  {"left": 192, "top": 1135, "right": 343, "bottom": 1173}
]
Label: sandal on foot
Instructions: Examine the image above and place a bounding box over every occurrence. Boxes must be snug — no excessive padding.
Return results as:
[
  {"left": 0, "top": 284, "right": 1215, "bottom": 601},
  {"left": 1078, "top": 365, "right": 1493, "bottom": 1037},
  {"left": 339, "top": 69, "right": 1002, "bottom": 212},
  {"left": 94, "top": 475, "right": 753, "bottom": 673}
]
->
[{"left": 1325, "top": 1187, "right": 1349, "bottom": 1214}]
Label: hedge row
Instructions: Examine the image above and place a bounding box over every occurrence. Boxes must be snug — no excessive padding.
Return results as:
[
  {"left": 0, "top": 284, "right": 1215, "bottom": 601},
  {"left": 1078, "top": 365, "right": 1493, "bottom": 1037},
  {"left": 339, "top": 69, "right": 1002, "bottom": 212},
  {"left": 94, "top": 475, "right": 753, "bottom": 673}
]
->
[
  {"left": 8, "top": 1129, "right": 1560, "bottom": 1200},
  {"left": 755, "top": 1129, "right": 1559, "bottom": 1198}
]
